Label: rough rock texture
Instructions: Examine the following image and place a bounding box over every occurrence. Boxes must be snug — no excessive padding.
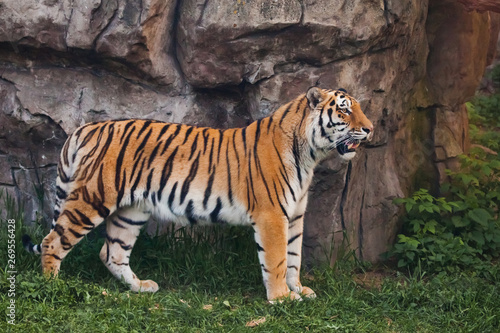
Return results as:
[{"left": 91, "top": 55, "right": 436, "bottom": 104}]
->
[
  {"left": 1, "top": 0, "right": 499, "bottom": 265},
  {"left": 458, "top": 0, "right": 500, "bottom": 13}
]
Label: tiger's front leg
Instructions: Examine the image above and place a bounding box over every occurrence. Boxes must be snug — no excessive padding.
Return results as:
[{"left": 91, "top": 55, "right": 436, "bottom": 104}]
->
[
  {"left": 286, "top": 215, "right": 316, "bottom": 299},
  {"left": 253, "top": 212, "right": 302, "bottom": 302}
]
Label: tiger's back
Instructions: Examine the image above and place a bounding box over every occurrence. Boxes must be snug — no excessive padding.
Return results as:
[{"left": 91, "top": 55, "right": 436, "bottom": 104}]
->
[{"left": 23, "top": 87, "right": 373, "bottom": 301}]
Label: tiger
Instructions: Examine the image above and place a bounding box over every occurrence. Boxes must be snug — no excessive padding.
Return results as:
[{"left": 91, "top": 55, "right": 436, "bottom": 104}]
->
[{"left": 22, "top": 86, "right": 373, "bottom": 302}]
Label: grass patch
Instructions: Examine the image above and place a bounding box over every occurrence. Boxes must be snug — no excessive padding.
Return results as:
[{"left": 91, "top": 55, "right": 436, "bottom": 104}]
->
[{"left": 1, "top": 200, "right": 500, "bottom": 332}]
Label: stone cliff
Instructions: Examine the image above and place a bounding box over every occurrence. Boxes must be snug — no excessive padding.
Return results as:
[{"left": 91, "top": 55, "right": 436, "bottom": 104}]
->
[{"left": 1, "top": 0, "right": 498, "bottom": 264}]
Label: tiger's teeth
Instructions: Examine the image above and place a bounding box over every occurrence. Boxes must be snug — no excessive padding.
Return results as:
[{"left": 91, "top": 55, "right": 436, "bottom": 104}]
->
[{"left": 348, "top": 143, "right": 353, "bottom": 149}]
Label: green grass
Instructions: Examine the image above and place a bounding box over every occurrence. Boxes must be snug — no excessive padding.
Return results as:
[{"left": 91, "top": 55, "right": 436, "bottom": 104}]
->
[{"left": 1, "top": 203, "right": 499, "bottom": 332}]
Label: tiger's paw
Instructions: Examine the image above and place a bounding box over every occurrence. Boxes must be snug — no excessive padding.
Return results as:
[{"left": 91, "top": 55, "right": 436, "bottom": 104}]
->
[
  {"left": 268, "top": 291, "right": 303, "bottom": 304},
  {"left": 138, "top": 280, "right": 159, "bottom": 293},
  {"left": 301, "top": 286, "right": 317, "bottom": 299}
]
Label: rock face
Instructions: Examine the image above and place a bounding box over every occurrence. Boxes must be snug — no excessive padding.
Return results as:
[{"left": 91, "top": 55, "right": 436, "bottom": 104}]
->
[{"left": 0, "top": 0, "right": 498, "bottom": 264}]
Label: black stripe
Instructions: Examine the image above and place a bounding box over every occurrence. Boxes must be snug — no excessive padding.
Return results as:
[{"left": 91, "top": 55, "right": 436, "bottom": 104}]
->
[
  {"left": 310, "top": 148, "right": 316, "bottom": 160},
  {"left": 210, "top": 197, "right": 223, "bottom": 223},
  {"left": 105, "top": 241, "right": 110, "bottom": 263},
  {"left": 60, "top": 235, "right": 73, "bottom": 250},
  {"left": 287, "top": 251, "right": 299, "bottom": 256},
  {"left": 247, "top": 154, "right": 258, "bottom": 206},
  {"left": 256, "top": 243, "right": 265, "bottom": 252},
  {"left": 92, "top": 199, "right": 110, "bottom": 219},
  {"left": 97, "top": 164, "right": 105, "bottom": 201},
  {"left": 274, "top": 144, "right": 296, "bottom": 202},
  {"left": 54, "top": 224, "right": 64, "bottom": 236},
  {"left": 130, "top": 150, "right": 144, "bottom": 180},
  {"left": 62, "top": 210, "right": 80, "bottom": 226},
  {"left": 298, "top": 98, "right": 308, "bottom": 129},
  {"left": 272, "top": 140, "right": 289, "bottom": 182},
  {"left": 58, "top": 164, "right": 70, "bottom": 183},
  {"left": 202, "top": 128, "right": 209, "bottom": 154},
  {"left": 290, "top": 214, "right": 303, "bottom": 223},
  {"left": 180, "top": 152, "right": 200, "bottom": 205},
  {"left": 216, "top": 130, "right": 224, "bottom": 164},
  {"left": 106, "top": 235, "right": 132, "bottom": 251},
  {"left": 267, "top": 116, "right": 273, "bottom": 133},
  {"left": 134, "top": 128, "right": 153, "bottom": 160},
  {"left": 144, "top": 168, "right": 155, "bottom": 199},
  {"left": 56, "top": 186, "right": 67, "bottom": 200},
  {"left": 275, "top": 177, "right": 288, "bottom": 205},
  {"left": 136, "top": 120, "right": 152, "bottom": 139},
  {"left": 185, "top": 200, "right": 197, "bottom": 225},
  {"left": 115, "top": 127, "right": 136, "bottom": 190},
  {"left": 161, "top": 124, "right": 181, "bottom": 155},
  {"left": 46, "top": 253, "right": 62, "bottom": 260},
  {"left": 120, "top": 120, "right": 135, "bottom": 144},
  {"left": 327, "top": 108, "right": 334, "bottom": 128},
  {"left": 79, "top": 127, "right": 98, "bottom": 150},
  {"left": 147, "top": 144, "right": 161, "bottom": 169},
  {"left": 279, "top": 103, "right": 292, "bottom": 127},
  {"left": 182, "top": 126, "right": 194, "bottom": 144},
  {"left": 62, "top": 139, "right": 70, "bottom": 166},
  {"left": 245, "top": 177, "right": 252, "bottom": 211},
  {"left": 74, "top": 209, "right": 95, "bottom": 227},
  {"left": 74, "top": 123, "right": 92, "bottom": 139},
  {"left": 86, "top": 124, "right": 115, "bottom": 181},
  {"left": 158, "top": 146, "right": 179, "bottom": 201},
  {"left": 225, "top": 140, "right": 233, "bottom": 204},
  {"left": 288, "top": 233, "right": 302, "bottom": 245},
  {"left": 231, "top": 130, "right": 241, "bottom": 179},
  {"left": 112, "top": 261, "right": 129, "bottom": 266},
  {"left": 130, "top": 158, "right": 145, "bottom": 203},
  {"left": 203, "top": 170, "right": 215, "bottom": 210},
  {"left": 168, "top": 182, "right": 178, "bottom": 209},
  {"left": 273, "top": 181, "right": 287, "bottom": 219},
  {"left": 241, "top": 127, "right": 247, "bottom": 152},
  {"left": 117, "top": 169, "right": 127, "bottom": 206},
  {"left": 292, "top": 133, "right": 302, "bottom": 186},
  {"left": 253, "top": 119, "right": 262, "bottom": 173},
  {"left": 287, "top": 265, "right": 298, "bottom": 270},
  {"left": 189, "top": 132, "right": 199, "bottom": 160},
  {"left": 156, "top": 124, "right": 170, "bottom": 141},
  {"left": 319, "top": 108, "right": 328, "bottom": 137},
  {"left": 111, "top": 219, "right": 127, "bottom": 229},
  {"left": 117, "top": 215, "right": 148, "bottom": 226},
  {"left": 277, "top": 259, "right": 285, "bottom": 268},
  {"left": 208, "top": 137, "right": 215, "bottom": 173}
]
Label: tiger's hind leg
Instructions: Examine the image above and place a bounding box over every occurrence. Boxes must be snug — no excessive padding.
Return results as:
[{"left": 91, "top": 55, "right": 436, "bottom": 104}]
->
[
  {"left": 99, "top": 206, "right": 158, "bottom": 292},
  {"left": 41, "top": 187, "right": 112, "bottom": 276}
]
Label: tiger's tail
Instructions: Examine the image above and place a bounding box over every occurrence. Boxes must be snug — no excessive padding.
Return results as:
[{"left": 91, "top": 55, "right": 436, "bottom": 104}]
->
[
  {"left": 22, "top": 234, "right": 42, "bottom": 255},
  {"left": 22, "top": 131, "right": 77, "bottom": 256}
]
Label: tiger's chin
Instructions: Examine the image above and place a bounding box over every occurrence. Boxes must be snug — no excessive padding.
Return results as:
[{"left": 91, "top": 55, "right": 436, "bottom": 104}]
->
[
  {"left": 340, "top": 151, "right": 357, "bottom": 160},
  {"left": 336, "top": 140, "right": 360, "bottom": 161}
]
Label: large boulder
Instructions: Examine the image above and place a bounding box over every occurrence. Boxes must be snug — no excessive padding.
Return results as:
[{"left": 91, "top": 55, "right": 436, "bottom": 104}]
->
[{"left": 0, "top": 0, "right": 498, "bottom": 264}]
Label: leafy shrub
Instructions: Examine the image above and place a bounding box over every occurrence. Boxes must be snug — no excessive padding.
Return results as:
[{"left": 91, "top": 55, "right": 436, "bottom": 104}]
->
[{"left": 393, "top": 95, "right": 500, "bottom": 275}]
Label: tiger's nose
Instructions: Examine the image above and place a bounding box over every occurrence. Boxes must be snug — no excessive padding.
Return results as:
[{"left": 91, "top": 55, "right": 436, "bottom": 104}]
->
[{"left": 362, "top": 125, "right": 374, "bottom": 141}]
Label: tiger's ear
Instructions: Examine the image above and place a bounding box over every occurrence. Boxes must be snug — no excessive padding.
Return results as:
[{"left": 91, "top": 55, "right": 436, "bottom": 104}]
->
[
  {"left": 306, "top": 87, "right": 324, "bottom": 109},
  {"left": 337, "top": 88, "right": 348, "bottom": 93}
]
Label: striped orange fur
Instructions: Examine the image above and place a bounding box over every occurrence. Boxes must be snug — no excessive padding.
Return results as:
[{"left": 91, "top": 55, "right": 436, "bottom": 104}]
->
[{"left": 23, "top": 87, "right": 373, "bottom": 301}]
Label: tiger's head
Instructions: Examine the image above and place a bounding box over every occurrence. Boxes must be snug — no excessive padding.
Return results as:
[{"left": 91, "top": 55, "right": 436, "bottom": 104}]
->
[{"left": 306, "top": 87, "right": 373, "bottom": 161}]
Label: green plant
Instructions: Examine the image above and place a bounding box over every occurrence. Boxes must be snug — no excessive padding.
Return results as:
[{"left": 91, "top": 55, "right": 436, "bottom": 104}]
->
[
  {"left": 393, "top": 97, "right": 500, "bottom": 276},
  {"left": 467, "top": 91, "right": 500, "bottom": 152}
]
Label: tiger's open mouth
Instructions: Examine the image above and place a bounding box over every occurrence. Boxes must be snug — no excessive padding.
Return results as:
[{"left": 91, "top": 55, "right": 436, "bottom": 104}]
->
[{"left": 336, "top": 140, "right": 361, "bottom": 155}]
